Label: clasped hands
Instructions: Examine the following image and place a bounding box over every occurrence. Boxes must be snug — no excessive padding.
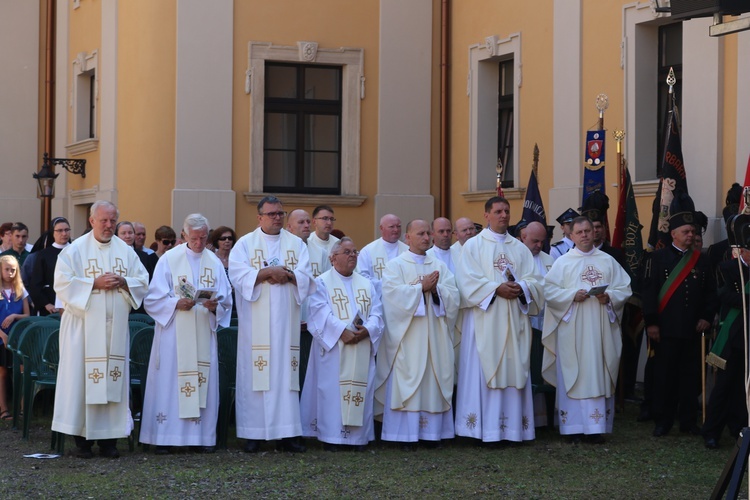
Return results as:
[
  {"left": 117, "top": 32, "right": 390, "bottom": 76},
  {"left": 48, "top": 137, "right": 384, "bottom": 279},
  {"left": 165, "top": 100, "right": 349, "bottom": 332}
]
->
[
  {"left": 496, "top": 281, "right": 523, "bottom": 300},
  {"left": 259, "top": 266, "right": 296, "bottom": 285},
  {"left": 421, "top": 271, "right": 440, "bottom": 294},
  {"left": 573, "top": 289, "right": 609, "bottom": 304},
  {"left": 175, "top": 297, "right": 218, "bottom": 312},
  {"left": 93, "top": 272, "right": 127, "bottom": 292},
  {"left": 341, "top": 324, "right": 370, "bottom": 345}
]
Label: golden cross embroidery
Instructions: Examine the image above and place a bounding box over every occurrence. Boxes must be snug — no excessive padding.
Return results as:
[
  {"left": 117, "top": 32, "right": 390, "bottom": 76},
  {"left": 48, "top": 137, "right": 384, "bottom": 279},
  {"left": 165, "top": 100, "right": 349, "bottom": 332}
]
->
[
  {"left": 352, "top": 392, "right": 364, "bottom": 407},
  {"left": 181, "top": 382, "right": 196, "bottom": 397},
  {"left": 355, "top": 289, "right": 371, "bottom": 316},
  {"left": 199, "top": 268, "right": 216, "bottom": 288},
  {"left": 419, "top": 416, "right": 429, "bottom": 429},
  {"left": 590, "top": 408, "right": 604, "bottom": 424},
  {"left": 250, "top": 249, "right": 264, "bottom": 270},
  {"left": 373, "top": 258, "right": 386, "bottom": 279},
  {"left": 88, "top": 368, "right": 104, "bottom": 383},
  {"left": 109, "top": 366, "right": 122, "bottom": 382},
  {"left": 343, "top": 390, "right": 352, "bottom": 404},
  {"left": 85, "top": 259, "right": 103, "bottom": 279},
  {"left": 581, "top": 265, "right": 604, "bottom": 286},
  {"left": 331, "top": 288, "right": 350, "bottom": 319},
  {"left": 254, "top": 355, "right": 268, "bottom": 371},
  {"left": 493, "top": 253, "right": 512, "bottom": 274},
  {"left": 156, "top": 412, "right": 167, "bottom": 424},
  {"left": 198, "top": 372, "right": 206, "bottom": 387},
  {"left": 409, "top": 275, "right": 424, "bottom": 286},
  {"left": 285, "top": 250, "right": 298, "bottom": 270},
  {"left": 112, "top": 258, "right": 127, "bottom": 276},
  {"left": 291, "top": 356, "right": 298, "bottom": 371},
  {"left": 311, "top": 263, "right": 320, "bottom": 278}
]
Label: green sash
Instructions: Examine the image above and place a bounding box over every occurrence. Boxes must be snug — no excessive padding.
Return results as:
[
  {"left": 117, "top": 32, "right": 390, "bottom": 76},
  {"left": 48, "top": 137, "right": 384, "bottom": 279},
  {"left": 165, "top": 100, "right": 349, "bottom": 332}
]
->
[
  {"left": 707, "top": 279, "right": 750, "bottom": 370},
  {"left": 657, "top": 250, "right": 700, "bottom": 313}
]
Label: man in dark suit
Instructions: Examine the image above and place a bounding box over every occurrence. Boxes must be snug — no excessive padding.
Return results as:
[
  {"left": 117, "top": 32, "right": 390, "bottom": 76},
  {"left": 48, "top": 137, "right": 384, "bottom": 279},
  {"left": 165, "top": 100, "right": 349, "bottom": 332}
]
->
[{"left": 642, "top": 211, "right": 717, "bottom": 437}]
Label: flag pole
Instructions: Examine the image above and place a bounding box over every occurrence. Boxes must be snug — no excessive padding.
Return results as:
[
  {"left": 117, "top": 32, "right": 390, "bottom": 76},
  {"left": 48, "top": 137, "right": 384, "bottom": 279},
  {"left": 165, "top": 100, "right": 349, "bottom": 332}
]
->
[{"left": 496, "top": 157, "right": 505, "bottom": 197}]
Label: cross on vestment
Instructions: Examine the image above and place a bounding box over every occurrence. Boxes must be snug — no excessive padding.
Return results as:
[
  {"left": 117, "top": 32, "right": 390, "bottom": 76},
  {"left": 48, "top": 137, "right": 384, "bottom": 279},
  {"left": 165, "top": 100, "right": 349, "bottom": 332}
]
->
[
  {"left": 112, "top": 258, "right": 127, "bottom": 276},
  {"left": 291, "top": 356, "right": 299, "bottom": 371},
  {"left": 181, "top": 382, "right": 196, "bottom": 397},
  {"left": 109, "top": 366, "right": 122, "bottom": 381},
  {"left": 331, "top": 288, "right": 350, "bottom": 319},
  {"left": 581, "top": 265, "right": 604, "bottom": 286},
  {"left": 199, "top": 268, "right": 216, "bottom": 288},
  {"left": 373, "top": 258, "right": 386, "bottom": 279},
  {"left": 85, "top": 259, "right": 103, "bottom": 279},
  {"left": 419, "top": 416, "right": 429, "bottom": 429},
  {"left": 340, "top": 427, "right": 351, "bottom": 438},
  {"left": 285, "top": 250, "right": 298, "bottom": 270},
  {"left": 311, "top": 263, "right": 320, "bottom": 278},
  {"left": 250, "top": 250, "right": 264, "bottom": 270},
  {"left": 198, "top": 372, "right": 206, "bottom": 386},
  {"left": 352, "top": 392, "right": 364, "bottom": 407},
  {"left": 88, "top": 368, "right": 104, "bottom": 383},
  {"left": 254, "top": 355, "right": 268, "bottom": 371},
  {"left": 355, "top": 289, "right": 370, "bottom": 315},
  {"left": 590, "top": 408, "right": 604, "bottom": 424},
  {"left": 156, "top": 412, "right": 167, "bottom": 424},
  {"left": 493, "top": 253, "right": 512, "bottom": 274},
  {"left": 343, "top": 390, "right": 352, "bottom": 403},
  {"left": 409, "top": 275, "right": 425, "bottom": 286},
  {"left": 499, "top": 412, "right": 508, "bottom": 431}
]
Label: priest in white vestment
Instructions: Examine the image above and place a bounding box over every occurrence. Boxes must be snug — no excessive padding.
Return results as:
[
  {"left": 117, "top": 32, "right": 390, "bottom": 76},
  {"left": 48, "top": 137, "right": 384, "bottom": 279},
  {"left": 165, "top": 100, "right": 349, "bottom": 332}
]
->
[
  {"left": 300, "top": 237, "right": 383, "bottom": 451},
  {"left": 454, "top": 197, "right": 543, "bottom": 444},
  {"left": 357, "top": 214, "right": 407, "bottom": 281},
  {"left": 375, "top": 220, "right": 459, "bottom": 449},
  {"left": 52, "top": 201, "right": 149, "bottom": 459},
  {"left": 542, "top": 217, "right": 631, "bottom": 443},
  {"left": 308, "top": 205, "right": 340, "bottom": 278},
  {"left": 453, "top": 217, "right": 478, "bottom": 247},
  {"left": 229, "top": 196, "right": 315, "bottom": 453},
  {"left": 140, "top": 214, "right": 232, "bottom": 453}
]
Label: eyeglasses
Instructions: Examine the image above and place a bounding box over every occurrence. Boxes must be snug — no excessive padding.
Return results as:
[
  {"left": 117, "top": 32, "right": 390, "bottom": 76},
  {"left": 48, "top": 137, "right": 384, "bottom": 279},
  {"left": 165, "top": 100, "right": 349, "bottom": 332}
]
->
[
  {"left": 315, "top": 216, "right": 336, "bottom": 223},
  {"left": 53, "top": 228, "right": 71, "bottom": 233},
  {"left": 135, "top": 232, "right": 146, "bottom": 237},
  {"left": 162, "top": 239, "right": 176, "bottom": 246},
  {"left": 335, "top": 249, "right": 359, "bottom": 257},
  {"left": 218, "top": 236, "right": 234, "bottom": 242},
  {"left": 260, "top": 211, "right": 287, "bottom": 219}
]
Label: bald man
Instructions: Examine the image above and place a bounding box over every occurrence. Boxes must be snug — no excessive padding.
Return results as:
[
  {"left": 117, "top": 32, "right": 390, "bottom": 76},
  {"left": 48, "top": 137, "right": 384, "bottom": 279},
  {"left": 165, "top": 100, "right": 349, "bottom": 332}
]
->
[
  {"left": 453, "top": 218, "right": 477, "bottom": 247},
  {"left": 427, "top": 218, "right": 460, "bottom": 273},
  {"left": 287, "top": 209, "right": 312, "bottom": 243},
  {"left": 357, "top": 214, "right": 408, "bottom": 281}
]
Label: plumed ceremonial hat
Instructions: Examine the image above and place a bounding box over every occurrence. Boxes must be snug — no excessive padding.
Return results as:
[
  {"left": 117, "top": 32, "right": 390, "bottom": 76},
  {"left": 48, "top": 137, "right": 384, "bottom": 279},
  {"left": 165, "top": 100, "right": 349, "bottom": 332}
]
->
[
  {"left": 668, "top": 191, "right": 697, "bottom": 231},
  {"left": 693, "top": 211, "right": 708, "bottom": 233},
  {"left": 580, "top": 190, "right": 610, "bottom": 223},
  {"left": 669, "top": 211, "right": 696, "bottom": 231},
  {"left": 556, "top": 208, "right": 580, "bottom": 225}
]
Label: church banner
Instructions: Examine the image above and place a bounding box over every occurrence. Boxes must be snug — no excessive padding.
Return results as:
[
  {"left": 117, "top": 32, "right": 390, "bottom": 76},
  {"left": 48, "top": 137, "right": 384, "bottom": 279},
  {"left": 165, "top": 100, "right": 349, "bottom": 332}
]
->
[{"left": 582, "top": 130, "right": 606, "bottom": 204}]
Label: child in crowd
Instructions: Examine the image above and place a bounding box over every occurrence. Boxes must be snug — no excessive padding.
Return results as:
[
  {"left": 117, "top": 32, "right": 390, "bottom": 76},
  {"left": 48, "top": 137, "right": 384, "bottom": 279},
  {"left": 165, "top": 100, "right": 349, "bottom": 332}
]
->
[{"left": 0, "top": 255, "right": 30, "bottom": 420}]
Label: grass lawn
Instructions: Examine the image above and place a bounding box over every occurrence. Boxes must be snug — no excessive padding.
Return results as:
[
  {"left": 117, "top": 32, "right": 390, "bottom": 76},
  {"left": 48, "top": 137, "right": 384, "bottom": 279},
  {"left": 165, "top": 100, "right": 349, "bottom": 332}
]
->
[{"left": 2, "top": 400, "right": 743, "bottom": 498}]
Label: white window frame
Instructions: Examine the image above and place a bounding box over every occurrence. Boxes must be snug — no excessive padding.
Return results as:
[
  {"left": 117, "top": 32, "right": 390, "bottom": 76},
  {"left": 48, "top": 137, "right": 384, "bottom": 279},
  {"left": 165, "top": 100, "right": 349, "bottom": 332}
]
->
[
  {"left": 244, "top": 41, "right": 366, "bottom": 207},
  {"left": 67, "top": 50, "right": 99, "bottom": 155},
  {"left": 463, "top": 33, "right": 523, "bottom": 202}
]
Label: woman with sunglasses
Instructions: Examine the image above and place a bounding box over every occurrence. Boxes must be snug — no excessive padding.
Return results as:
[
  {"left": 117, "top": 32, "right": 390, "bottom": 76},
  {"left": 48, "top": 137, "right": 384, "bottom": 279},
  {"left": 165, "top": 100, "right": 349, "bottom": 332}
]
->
[
  {"left": 154, "top": 226, "right": 177, "bottom": 259},
  {"left": 29, "top": 217, "right": 71, "bottom": 316},
  {"left": 211, "top": 226, "right": 237, "bottom": 317}
]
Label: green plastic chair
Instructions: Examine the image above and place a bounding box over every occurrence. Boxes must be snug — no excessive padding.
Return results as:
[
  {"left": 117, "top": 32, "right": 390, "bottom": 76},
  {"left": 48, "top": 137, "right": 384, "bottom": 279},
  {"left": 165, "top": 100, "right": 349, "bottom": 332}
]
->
[
  {"left": 216, "top": 326, "right": 238, "bottom": 449},
  {"left": 8, "top": 317, "right": 52, "bottom": 430},
  {"left": 129, "top": 313, "right": 155, "bottom": 325},
  {"left": 16, "top": 320, "right": 60, "bottom": 439},
  {"left": 230, "top": 317, "right": 239, "bottom": 327},
  {"left": 129, "top": 325, "right": 154, "bottom": 450},
  {"left": 40, "top": 330, "right": 65, "bottom": 453},
  {"left": 530, "top": 328, "right": 556, "bottom": 428}
]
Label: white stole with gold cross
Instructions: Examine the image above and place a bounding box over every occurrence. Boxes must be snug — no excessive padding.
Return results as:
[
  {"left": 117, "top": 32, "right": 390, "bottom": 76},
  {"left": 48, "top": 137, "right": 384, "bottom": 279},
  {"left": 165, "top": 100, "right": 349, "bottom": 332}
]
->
[
  {"left": 166, "top": 246, "right": 215, "bottom": 418},
  {"left": 321, "top": 270, "right": 372, "bottom": 426},
  {"left": 80, "top": 238, "right": 138, "bottom": 404},
  {"left": 243, "top": 230, "right": 301, "bottom": 391}
]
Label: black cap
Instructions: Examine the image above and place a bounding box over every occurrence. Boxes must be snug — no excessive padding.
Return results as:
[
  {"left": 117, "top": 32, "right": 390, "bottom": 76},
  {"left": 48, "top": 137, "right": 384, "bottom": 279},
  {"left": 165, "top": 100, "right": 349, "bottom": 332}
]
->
[
  {"left": 669, "top": 211, "right": 695, "bottom": 231},
  {"left": 556, "top": 208, "right": 580, "bottom": 225},
  {"left": 512, "top": 219, "right": 529, "bottom": 237}
]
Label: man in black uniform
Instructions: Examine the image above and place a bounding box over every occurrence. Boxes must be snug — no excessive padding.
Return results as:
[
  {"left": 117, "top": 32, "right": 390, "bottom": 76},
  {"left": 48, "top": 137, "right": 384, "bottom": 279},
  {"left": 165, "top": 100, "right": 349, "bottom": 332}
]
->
[
  {"left": 642, "top": 211, "right": 717, "bottom": 437},
  {"left": 702, "top": 247, "right": 750, "bottom": 448}
]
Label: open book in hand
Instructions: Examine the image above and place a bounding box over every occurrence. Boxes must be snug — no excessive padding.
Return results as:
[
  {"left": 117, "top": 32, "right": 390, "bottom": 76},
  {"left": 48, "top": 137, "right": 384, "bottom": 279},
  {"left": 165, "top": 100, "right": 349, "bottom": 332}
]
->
[
  {"left": 194, "top": 288, "right": 218, "bottom": 304},
  {"left": 586, "top": 284, "right": 609, "bottom": 296}
]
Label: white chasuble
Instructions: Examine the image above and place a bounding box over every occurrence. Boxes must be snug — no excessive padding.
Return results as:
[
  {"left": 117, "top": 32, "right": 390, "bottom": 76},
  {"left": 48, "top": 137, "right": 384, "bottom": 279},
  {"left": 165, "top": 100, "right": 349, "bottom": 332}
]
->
[
  {"left": 455, "top": 228, "right": 543, "bottom": 390},
  {"left": 307, "top": 232, "right": 339, "bottom": 278},
  {"left": 320, "top": 270, "right": 373, "bottom": 426},
  {"left": 357, "top": 238, "right": 408, "bottom": 281},
  {"left": 52, "top": 232, "right": 148, "bottom": 440},
  {"left": 375, "top": 252, "right": 459, "bottom": 416},
  {"left": 542, "top": 248, "right": 631, "bottom": 400},
  {"left": 229, "top": 228, "right": 314, "bottom": 440},
  {"left": 166, "top": 245, "right": 224, "bottom": 418}
]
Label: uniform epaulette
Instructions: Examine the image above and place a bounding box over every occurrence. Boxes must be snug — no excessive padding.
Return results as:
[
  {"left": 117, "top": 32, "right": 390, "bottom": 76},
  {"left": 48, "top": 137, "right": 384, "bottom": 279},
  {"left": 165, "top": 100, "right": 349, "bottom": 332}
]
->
[{"left": 551, "top": 241, "right": 564, "bottom": 247}]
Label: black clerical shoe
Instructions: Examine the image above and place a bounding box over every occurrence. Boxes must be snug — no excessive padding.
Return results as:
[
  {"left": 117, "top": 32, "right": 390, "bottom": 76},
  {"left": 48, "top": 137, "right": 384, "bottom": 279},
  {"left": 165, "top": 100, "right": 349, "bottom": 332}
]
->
[
  {"left": 76, "top": 447, "right": 94, "bottom": 459},
  {"left": 277, "top": 437, "right": 306, "bottom": 453},
  {"left": 652, "top": 426, "right": 669, "bottom": 437},
  {"left": 568, "top": 434, "right": 583, "bottom": 445},
  {"left": 243, "top": 439, "right": 261, "bottom": 453},
  {"left": 99, "top": 446, "right": 120, "bottom": 459}
]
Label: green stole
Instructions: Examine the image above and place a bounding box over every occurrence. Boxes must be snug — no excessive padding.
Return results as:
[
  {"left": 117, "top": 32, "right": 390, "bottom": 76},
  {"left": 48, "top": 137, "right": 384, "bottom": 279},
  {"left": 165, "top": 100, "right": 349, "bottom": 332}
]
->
[
  {"left": 321, "top": 270, "right": 372, "bottom": 426},
  {"left": 167, "top": 247, "right": 213, "bottom": 418},
  {"left": 707, "top": 278, "right": 750, "bottom": 370}
]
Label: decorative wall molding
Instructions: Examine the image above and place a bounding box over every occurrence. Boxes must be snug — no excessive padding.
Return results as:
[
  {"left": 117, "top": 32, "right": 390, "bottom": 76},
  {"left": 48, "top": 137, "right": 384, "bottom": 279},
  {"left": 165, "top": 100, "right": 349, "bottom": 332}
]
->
[
  {"left": 65, "top": 137, "right": 99, "bottom": 156},
  {"left": 243, "top": 192, "right": 366, "bottom": 207},
  {"left": 461, "top": 188, "right": 525, "bottom": 202}
]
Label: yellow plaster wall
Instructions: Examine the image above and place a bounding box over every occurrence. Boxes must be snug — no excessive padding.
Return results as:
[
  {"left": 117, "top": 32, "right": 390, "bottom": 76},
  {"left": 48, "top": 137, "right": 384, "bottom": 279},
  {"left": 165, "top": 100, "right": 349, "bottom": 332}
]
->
[
  {"left": 232, "top": 0, "right": 382, "bottom": 247},
  {"left": 66, "top": 0, "right": 102, "bottom": 191},
  {"left": 115, "top": 0, "right": 177, "bottom": 233}
]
